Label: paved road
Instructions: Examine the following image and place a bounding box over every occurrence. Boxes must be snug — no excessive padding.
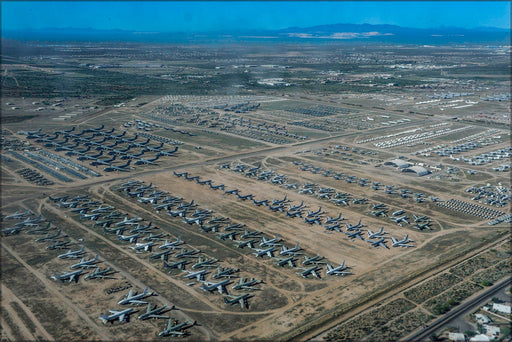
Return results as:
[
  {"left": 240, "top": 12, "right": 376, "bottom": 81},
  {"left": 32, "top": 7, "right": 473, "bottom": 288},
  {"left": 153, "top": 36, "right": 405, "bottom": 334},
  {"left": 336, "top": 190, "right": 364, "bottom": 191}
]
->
[{"left": 403, "top": 277, "right": 511, "bottom": 341}]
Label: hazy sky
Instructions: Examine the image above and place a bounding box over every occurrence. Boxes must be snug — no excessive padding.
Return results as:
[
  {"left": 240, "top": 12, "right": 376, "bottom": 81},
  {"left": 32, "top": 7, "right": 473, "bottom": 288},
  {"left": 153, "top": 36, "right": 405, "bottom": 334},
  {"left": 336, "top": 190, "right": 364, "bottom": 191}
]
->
[{"left": 2, "top": 1, "right": 510, "bottom": 32}]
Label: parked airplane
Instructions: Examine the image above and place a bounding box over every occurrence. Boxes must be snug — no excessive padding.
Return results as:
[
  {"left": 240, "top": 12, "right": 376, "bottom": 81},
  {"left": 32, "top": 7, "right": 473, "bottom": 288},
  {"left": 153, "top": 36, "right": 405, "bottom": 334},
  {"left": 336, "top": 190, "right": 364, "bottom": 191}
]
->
[
  {"left": 274, "top": 256, "right": 296, "bottom": 267},
  {"left": 224, "top": 293, "right": 252, "bottom": 309},
  {"left": 200, "top": 279, "right": 230, "bottom": 294},
  {"left": 259, "top": 234, "right": 281, "bottom": 247},
  {"left": 58, "top": 246, "right": 86, "bottom": 259},
  {"left": 3, "top": 210, "right": 30, "bottom": 220},
  {"left": 252, "top": 246, "right": 275, "bottom": 258},
  {"left": 159, "top": 317, "right": 195, "bottom": 337},
  {"left": 212, "top": 267, "right": 239, "bottom": 279},
  {"left": 345, "top": 220, "right": 363, "bottom": 231},
  {"left": 366, "top": 227, "right": 388, "bottom": 239},
  {"left": 233, "top": 238, "right": 258, "bottom": 249},
  {"left": 85, "top": 267, "right": 116, "bottom": 280},
  {"left": 99, "top": 308, "right": 134, "bottom": 324},
  {"left": 232, "top": 277, "right": 263, "bottom": 291},
  {"left": 138, "top": 303, "right": 171, "bottom": 320},
  {"left": 149, "top": 249, "right": 172, "bottom": 261},
  {"left": 130, "top": 242, "right": 155, "bottom": 252},
  {"left": 103, "top": 160, "right": 132, "bottom": 172},
  {"left": 367, "top": 238, "right": 390, "bottom": 249},
  {"left": 391, "top": 235, "right": 415, "bottom": 248},
  {"left": 280, "top": 243, "right": 303, "bottom": 256},
  {"left": 296, "top": 265, "right": 321, "bottom": 278},
  {"left": 70, "top": 254, "right": 99, "bottom": 269},
  {"left": 183, "top": 269, "right": 208, "bottom": 281},
  {"left": 163, "top": 260, "right": 188, "bottom": 272},
  {"left": 175, "top": 248, "right": 200, "bottom": 259},
  {"left": 392, "top": 215, "right": 409, "bottom": 225},
  {"left": 115, "top": 215, "right": 142, "bottom": 227},
  {"left": 118, "top": 287, "right": 152, "bottom": 305},
  {"left": 192, "top": 257, "right": 218, "bottom": 269},
  {"left": 158, "top": 237, "right": 184, "bottom": 250},
  {"left": 345, "top": 231, "right": 365, "bottom": 241},
  {"left": 51, "top": 269, "right": 84, "bottom": 283},
  {"left": 324, "top": 213, "right": 344, "bottom": 224},
  {"left": 326, "top": 261, "right": 352, "bottom": 276},
  {"left": 302, "top": 255, "right": 326, "bottom": 265}
]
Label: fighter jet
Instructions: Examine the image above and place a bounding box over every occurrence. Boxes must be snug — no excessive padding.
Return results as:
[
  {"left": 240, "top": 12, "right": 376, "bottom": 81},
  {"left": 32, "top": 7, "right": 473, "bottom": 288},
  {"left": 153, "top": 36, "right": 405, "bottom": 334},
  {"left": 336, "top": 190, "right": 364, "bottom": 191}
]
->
[
  {"left": 99, "top": 308, "right": 134, "bottom": 324},
  {"left": 326, "top": 261, "right": 352, "bottom": 276},
  {"left": 159, "top": 317, "right": 195, "bottom": 337},
  {"left": 138, "top": 303, "right": 171, "bottom": 320},
  {"left": 118, "top": 287, "right": 152, "bottom": 305},
  {"left": 51, "top": 269, "right": 85, "bottom": 283},
  {"left": 223, "top": 293, "right": 252, "bottom": 309}
]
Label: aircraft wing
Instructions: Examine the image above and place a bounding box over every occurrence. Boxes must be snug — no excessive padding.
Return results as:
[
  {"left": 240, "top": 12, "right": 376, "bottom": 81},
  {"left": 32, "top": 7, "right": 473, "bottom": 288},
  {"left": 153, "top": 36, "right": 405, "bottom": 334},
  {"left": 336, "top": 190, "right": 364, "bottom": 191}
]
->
[{"left": 129, "top": 300, "right": 148, "bottom": 305}]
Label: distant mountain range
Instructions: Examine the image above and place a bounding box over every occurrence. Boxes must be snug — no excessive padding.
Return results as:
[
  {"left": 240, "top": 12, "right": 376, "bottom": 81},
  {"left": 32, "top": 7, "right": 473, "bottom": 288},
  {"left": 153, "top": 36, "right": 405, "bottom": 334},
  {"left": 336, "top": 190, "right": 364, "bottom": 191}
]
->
[{"left": 3, "top": 23, "right": 510, "bottom": 44}]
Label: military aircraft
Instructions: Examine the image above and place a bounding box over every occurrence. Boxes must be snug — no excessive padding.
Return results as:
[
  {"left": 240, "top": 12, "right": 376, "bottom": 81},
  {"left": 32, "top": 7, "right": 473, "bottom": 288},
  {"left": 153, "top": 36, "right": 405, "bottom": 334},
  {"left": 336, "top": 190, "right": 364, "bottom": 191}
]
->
[
  {"left": 159, "top": 317, "right": 195, "bottom": 337},
  {"left": 296, "top": 265, "right": 321, "bottom": 278},
  {"left": 35, "top": 229, "right": 66, "bottom": 242},
  {"left": 175, "top": 248, "right": 201, "bottom": 259},
  {"left": 130, "top": 222, "right": 154, "bottom": 234},
  {"left": 118, "top": 287, "right": 152, "bottom": 305},
  {"left": 413, "top": 215, "right": 429, "bottom": 222},
  {"left": 149, "top": 250, "right": 172, "bottom": 261},
  {"left": 115, "top": 215, "right": 142, "bottom": 227},
  {"left": 259, "top": 234, "right": 281, "bottom": 247},
  {"left": 345, "top": 231, "right": 365, "bottom": 241},
  {"left": 224, "top": 293, "right": 252, "bottom": 309},
  {"left": 392, "top": 209, "right": 405, "bottom": 216},
  {"left": 240, "top": 230, "right": 262, "bottom": 239},
  {"left": 130, "top": 242, "right": 155, "bottom": 252},
  {"left": 90, "top": 155, "right": 116, "bottom": 166},
  {"left": 371, "top": 209, "right": 388, "bottom": 217},
  {"left": 51, "top": 269, "right": 84, "bottom": 283},
  {"left": 392, "top": 215, "right": 409, "bottom": 225},
  {"left": 183, "top": 269, "right": 208, "bottom": 281},
  {"left": 366, "top": 227, "right": 388, "bottom": 239},
  {"left": 367, "top": 238, "right": 390, "bottom": 249},
  {"left": 85, "top": 267, "right": 116, "bottom": 280},
  {"left": 3, "top": 210, "right": 30, "bottom": 220},
  {"left": 274, "top": 256, "right": 296, "bottom": 267},
  {"left": 70, "top": 254, "right": 99, "bottom": 269},
  {"left": 280, "top": 243, "right": 303, "bottom": 256},
  {"left": 200, "top": 279, "right": 231, "bottom": 294},
  {"left": 14, "top": 214, "right": 44, "bottom": 227},
  {"left": 46, "top": 240, "right": 72, "bottom": 250},
  {"left": 158, "top": 237, "right": 184, "bottom": 250},
  {"left": 103, "top": 160, "right": 132, "bottom": 172},
  {"left": 1, "top": 225, "right": 25, "bottom": 235},
  {"left": 99, "top": 308, "right": 134, "bottom": 324},
  {"left": 233, "top": 238, "right": 258, "bottom": 249},
  {"left": 302, "top": 255, "right": 326, "bottom": 265},
  {"left": 324, "top": 223, "right": 342, "bottom": 233},
  {"left": 326, "top": 261, "right": 352, "bottom": 276},
  {"left": 345, "top": 220, "right": 363, "bottom": 231},
  {"left": 252, "top": 246, "right": 275, "bottom": 258},
  {"left": 138, "top": 303, "right": 171, "bottom": 320},
  {"left": 18, "top": 128, "right": 42, "bottom": 136},
  {"left": 391, "top": 235, "right": 415, "bottom": 248},
  {"left": 142, "top": 232, "right": 166, "bottom": 242},
  {"left": 252, "top": 199, "right": 269, "bottom": 206},
  {"left": 324, "top": 213, "right": 344, "bottom": 224},
  {"left": 414, "top": 222, "right": 432, "bottom": 230},
  {"left": 133, "top": 154, "right": 160, "bottom": 165},
  {"left": 58, "top": 246, "right": 86, "bottom": 259},
  {"left": 232, "top": 277, "right": 263, "bottom": 291},
  {"left": 80, "top": 212, "right": 102, "bottom": 221},
  {"left": 163, "top": 260, "right": 188, "bottom": 272},
  {"left": 217, "top": 231, "right": 237, "bottom": 241},
  {"left": 212, "top": 267, "right": 239, "bottom": 279},
  {"left": 192, "top": 257, "right": 219, "bottom": 269}
]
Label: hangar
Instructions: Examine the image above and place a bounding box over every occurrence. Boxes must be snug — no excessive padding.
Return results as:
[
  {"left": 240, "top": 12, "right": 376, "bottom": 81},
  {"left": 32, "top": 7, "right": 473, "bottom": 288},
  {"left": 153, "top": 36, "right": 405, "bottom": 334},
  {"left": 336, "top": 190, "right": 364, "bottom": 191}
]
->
[
  {"left": 384, "top": 159, "right": 411, "bottom": 168},
  {"left": 402, "top": 165, "right": 431, "bottom": 176}
]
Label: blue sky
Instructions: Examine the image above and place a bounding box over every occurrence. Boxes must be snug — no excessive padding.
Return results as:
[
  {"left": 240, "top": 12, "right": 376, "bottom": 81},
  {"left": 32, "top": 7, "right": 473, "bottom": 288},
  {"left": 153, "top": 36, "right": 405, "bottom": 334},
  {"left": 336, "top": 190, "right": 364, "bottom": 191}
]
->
[{"left": 2, "top": 1, "right": 510, "bottom": 32}]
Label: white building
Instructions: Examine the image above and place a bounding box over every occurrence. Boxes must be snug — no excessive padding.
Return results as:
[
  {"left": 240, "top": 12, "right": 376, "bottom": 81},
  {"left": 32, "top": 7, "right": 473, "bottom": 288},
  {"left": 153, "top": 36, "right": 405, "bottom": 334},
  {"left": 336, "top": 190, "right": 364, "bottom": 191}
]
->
[
  {"left": 475, "top": 313, "right": 491, "bottom": 324},
  {"left": 448, "top": 332, "right": 467, "bottom": 341},
  {"left": 470, "top": 334, "right": 490, "bottom": 342},
  {"left": 492, "top": 303, "right": 511, "bottom": 314}
]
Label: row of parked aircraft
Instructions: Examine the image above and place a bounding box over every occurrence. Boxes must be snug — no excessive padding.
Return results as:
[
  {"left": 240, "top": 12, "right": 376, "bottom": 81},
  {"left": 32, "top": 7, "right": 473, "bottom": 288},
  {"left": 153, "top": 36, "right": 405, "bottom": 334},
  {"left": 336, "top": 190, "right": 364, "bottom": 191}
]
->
[
  {"left": 51, "top": 190, "right": 261, "bottom": 309},
  {"left": 117, "top": 179, "right": 347, "bottom": 279},
  {"left": 24, "top": 125, "right": 179, "bottom": 172}
]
